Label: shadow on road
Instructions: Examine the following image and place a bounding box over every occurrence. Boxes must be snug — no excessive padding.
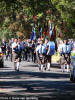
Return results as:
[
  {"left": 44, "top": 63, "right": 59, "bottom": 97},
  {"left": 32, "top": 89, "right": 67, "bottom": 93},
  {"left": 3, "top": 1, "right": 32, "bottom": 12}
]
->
[
  {"left": 0, "top": 79, "right": 75, "bottom": 100},
  {"left": 23, "top": 63, "right": 61, "bottom": 68},
  {"left": 0, "top": 63, "right": 75, "bottom": 100},
  {"left": 0, "top": 70, "right": 69, "bottom": 79}
]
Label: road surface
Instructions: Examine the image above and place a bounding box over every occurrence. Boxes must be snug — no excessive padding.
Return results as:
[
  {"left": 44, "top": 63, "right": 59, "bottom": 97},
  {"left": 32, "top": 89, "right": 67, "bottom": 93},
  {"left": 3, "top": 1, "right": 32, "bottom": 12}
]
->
[{"left": 0, "top": 59, "right": 75, "bottom": 100}]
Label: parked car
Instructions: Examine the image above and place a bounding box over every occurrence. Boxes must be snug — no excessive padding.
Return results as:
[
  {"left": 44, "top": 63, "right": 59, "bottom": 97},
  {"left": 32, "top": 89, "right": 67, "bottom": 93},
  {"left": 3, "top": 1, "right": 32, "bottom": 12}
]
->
[
  {"left": 70, "top": 56, "right": 75, "bottom": 81},
  {"left": 0, "top": 47, "right": 4, "bottom": 67}
]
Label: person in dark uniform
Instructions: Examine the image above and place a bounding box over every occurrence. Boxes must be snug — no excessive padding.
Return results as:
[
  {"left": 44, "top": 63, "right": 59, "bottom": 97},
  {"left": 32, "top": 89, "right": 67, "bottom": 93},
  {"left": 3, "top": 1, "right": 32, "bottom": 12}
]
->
[
  {"left": 6, "top": 43, "right": 11, "bottom": 60},
  {"left": 1, "top": 38, "right": 6, "bottom": 55},
  {"left": 8, "top": 38, "right": 14, "bottom": 62},
  {"left": 31, "top": 40, "right": 36, "bottom": 63}
]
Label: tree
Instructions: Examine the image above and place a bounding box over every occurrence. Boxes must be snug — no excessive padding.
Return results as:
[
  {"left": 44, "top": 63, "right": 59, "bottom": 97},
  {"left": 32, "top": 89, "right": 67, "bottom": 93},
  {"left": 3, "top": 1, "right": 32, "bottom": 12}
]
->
[
  {"left": 51, "top": 0, "right": 75, "bottom": 37},
  {"left": 0, "top": 0, "right": 75, "bottom": 40}
]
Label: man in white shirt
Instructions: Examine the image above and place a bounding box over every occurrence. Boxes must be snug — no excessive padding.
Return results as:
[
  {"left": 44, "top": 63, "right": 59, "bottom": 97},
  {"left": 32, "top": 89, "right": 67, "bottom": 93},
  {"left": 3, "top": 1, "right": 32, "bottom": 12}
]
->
[
  {"left": 12, "top": 38, "right": 20, "bottom": 71},
  {"left": 36, "top": 40, "right": 46, "bottom": 71}
]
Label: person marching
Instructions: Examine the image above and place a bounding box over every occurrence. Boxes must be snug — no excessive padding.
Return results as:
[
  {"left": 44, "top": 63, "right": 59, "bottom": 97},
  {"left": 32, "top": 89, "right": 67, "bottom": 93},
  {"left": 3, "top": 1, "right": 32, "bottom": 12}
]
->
[
  {"left": 1, "top": 38, "right": 6, "bottom": 55},
  {"left": 46, "top": 39, "right": 55, "bottom": 71},
  {"left": 58, "top": 40, "right": 65, "bottom": 72},
  {"left": 36, "top": 40, "right": 46, "bottom": 72},
  {"left": 6, "top": 42, "right": 11, "bottom": 60},
  {"left": 9, "top": 38, "right": 14, "bottom": 62},
  {"left": 61, "top": 39, "right": 72, "bottom": 72},
  {"left": 43, "top": 38, "right": 49, "bottom": 70},
  {"left": 12, "top": 38, "right": 22, "bottom": 71},
  {"left": 31, "top": 40, "right": 36, "bottom": 63}
]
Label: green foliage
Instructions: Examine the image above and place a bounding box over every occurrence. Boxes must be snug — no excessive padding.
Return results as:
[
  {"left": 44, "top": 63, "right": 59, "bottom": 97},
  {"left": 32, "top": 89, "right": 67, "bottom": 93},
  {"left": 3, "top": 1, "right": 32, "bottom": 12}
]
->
[
  {"left": 51, "top": 0, "right": 75, "bottom": 36},
  {"left": 0, "top": 27, "right": 13, "bottom": 40},
  {"left": 0, "top": 16, "right": 14, "bottom": 40},
  {"left": 0, "top": 0, "right": 75, "bottom": 40}
]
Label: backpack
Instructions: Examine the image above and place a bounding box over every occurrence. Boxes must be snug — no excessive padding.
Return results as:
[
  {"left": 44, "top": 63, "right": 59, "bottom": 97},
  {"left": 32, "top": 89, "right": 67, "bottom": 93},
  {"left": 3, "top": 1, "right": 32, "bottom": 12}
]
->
[
  {"left": 18, "top": 43, "right": 23, "bottom": 53},
  {"left": 47, "top": 41, "right": 55, "bottom": 55},
  {"left": 14, "top": 46, "right": 19, "bottom": 54},
  {"left": 19, "top": 42, "right": 24, "bottom": 50},
  {"left": 14, "top": 43, "right": 22, "bottom": 54}
]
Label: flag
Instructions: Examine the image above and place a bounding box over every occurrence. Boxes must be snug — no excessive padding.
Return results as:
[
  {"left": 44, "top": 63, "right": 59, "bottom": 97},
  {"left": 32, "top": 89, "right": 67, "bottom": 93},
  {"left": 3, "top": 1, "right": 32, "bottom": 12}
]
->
[
  {"left": 49, "top": 23, "right": 53, "bottom": 37},
  {"left": 33, "top": 27, "right": 36, "bottom": 40},
  {"left": 38, "top": 27, "right": 42, "bottom": 38},
  {"left": 50, "top": 30, "right": 53, "bottom": 37},
  {"left": 43, "top": 24, "right": 47, "bottom": 37},
  {"left": 30, "top": 24, "right": 36, "bottom": 41},
  {"left": 46, "top": 23, "right": 50, "bottom": 38},
  {"left": 43, "top": 23, "right": 49, "bottom": 39},
  {"left": 40, "top": 27, "right": 42, "bottom": 37},
  {"left": 41, "top": 36, "right": 43, "bottom": 40},
  {"left": 51, "top": 26, "right": 56, "bottom": 41}
]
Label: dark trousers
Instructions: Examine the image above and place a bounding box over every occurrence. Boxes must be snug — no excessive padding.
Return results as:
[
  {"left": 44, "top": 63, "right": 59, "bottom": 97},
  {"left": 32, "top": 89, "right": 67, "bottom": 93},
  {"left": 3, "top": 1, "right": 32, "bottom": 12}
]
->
[
  {"left": 46, "top": 55, "right": 51, "bottom": 64},
  {"left": 32, "top": 52, "right": 36, "bottom": 63},
  {"left": 6, "top": 51, "right": 10, "bottom": 60}
]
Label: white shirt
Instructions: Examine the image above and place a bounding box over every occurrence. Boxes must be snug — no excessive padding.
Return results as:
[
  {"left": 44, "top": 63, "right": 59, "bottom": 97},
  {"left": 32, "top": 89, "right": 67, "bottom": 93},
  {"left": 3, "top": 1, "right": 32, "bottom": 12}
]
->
[
  {"left": 12, "top": 42, "right": 17, "bottom": 52},
  {"left": 58, "top": 44, "right": 63, "bottom": 53},
  {"left": 36, "top": 44, "right": 46, "bottom": 54}
]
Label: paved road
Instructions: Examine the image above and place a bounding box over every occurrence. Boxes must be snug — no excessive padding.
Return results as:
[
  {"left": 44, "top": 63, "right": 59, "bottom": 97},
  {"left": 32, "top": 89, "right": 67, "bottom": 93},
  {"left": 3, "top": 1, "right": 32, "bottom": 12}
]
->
[{"left": 0, "top": 60, "right": 75, "bottom": 100}]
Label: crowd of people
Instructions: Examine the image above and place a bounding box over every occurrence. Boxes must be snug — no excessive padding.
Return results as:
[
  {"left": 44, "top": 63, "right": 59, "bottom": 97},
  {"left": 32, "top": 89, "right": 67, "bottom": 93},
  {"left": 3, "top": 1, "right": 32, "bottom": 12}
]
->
[{"left": 0, "top": 37, "right": 75, "bottom": 72}]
